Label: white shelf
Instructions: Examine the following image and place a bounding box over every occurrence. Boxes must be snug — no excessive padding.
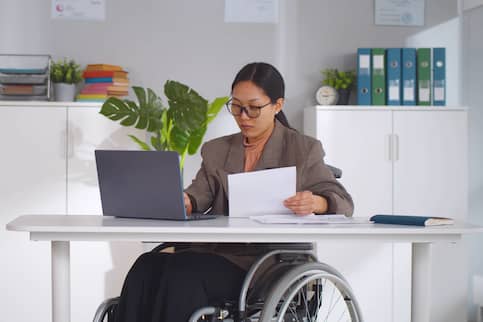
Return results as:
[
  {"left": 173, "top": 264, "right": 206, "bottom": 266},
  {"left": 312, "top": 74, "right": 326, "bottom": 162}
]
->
[
  {"left": 0, "top": 101, "right": 102, "bottom": 108},
  {"left": 308, "top": 105, "right": 468, "bottom": 112}
]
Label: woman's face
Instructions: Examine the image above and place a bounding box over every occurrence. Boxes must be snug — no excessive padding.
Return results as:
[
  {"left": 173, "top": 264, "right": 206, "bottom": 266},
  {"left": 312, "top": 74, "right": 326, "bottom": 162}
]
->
[{"left": 231, "top": 81, "right": 283, "bottom": 141}]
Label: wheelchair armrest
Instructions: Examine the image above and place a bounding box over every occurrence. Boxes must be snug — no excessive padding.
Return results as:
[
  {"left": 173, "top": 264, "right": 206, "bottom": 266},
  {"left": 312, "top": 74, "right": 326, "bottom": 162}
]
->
[{"left": 326, "top": 164, "right": 342, "bottom": 179}]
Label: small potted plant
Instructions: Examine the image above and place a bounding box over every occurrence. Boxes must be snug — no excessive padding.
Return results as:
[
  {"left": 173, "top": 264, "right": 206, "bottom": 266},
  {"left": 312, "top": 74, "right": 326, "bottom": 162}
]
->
[
  {"left": 50, "top": 58, "right": 83, "bottom": 101},
  {"left": 321, "top": 68, "right": 356, "bottom": 105}
]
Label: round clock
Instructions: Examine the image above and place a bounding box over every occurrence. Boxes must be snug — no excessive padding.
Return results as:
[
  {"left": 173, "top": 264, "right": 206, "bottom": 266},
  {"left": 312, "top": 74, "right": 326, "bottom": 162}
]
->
[{"left": 316, "top": 86, "right": 339, "bottom": 105}]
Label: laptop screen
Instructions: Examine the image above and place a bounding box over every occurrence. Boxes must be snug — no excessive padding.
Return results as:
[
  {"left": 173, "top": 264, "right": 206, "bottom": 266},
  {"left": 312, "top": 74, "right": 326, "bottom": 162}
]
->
[{"left": 95, "top": 150, "right": 187, "bottom": 220}]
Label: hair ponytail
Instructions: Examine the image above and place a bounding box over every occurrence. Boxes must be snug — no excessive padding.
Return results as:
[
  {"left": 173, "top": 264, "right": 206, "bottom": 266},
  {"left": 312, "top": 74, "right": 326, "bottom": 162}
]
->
[{"left": 275, "top": 110, "right": 291, "bottom": 128}]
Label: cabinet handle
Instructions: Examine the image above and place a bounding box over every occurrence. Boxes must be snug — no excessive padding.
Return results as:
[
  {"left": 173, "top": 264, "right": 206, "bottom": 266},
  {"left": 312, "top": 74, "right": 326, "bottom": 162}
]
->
[
  {"left": 61, "top": 129, "right": 67, "bottom": 159},
  {"left": 387, "top": 134, "right": 393, "bottom": 161},
  {"left": 394, "top": 134, "right": 399, "bottom": 161},
  {"left": 67, "top": 123, "right": 74, "bottom": 159}
]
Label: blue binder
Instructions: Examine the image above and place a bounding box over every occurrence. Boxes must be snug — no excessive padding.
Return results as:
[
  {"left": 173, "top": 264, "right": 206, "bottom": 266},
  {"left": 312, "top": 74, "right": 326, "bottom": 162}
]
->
[
  {"left": 386, "top": 48, "right": 402, "bottom": 105},
  {"left": 433, "top": 47, "right": 446, "bottom": 106},
  {"left": 357, "top": 48, "right": 371, "bottom": 105},
  {"left": 401, "top": 48, "right": 417, "bottom": 105}
]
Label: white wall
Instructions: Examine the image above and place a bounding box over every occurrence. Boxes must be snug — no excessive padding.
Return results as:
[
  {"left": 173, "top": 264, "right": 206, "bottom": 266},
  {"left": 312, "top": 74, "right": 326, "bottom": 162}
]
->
[
  {"left": 463, "top": 5, "right": 483, "bottom": 322},
  {"left": 0, "top": 0, "right": 459, "bottom": 183},
  {"left": 405, "top": 17, "right": 461, "bottom": 106}
]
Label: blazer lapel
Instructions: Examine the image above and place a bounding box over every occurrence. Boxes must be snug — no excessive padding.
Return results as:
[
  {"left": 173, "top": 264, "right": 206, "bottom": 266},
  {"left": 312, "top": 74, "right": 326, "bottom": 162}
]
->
[
  {"left": 220, "top": 133, "right": 244, "bottom": 197},
  {"left": 224, "top": 133, "right": 245, "bottom": 174}
]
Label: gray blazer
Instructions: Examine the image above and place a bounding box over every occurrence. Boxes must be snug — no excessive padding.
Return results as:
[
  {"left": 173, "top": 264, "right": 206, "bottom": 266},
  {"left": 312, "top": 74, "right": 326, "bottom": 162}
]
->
[{"left": 185, "top": 120, "right": 354, "bottom": 216}]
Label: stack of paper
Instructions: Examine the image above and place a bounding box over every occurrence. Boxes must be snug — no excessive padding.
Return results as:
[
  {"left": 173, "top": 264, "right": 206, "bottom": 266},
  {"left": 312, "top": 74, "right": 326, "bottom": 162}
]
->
[{"left": 250, "top": 214, "right": 369, "bottom": 224}]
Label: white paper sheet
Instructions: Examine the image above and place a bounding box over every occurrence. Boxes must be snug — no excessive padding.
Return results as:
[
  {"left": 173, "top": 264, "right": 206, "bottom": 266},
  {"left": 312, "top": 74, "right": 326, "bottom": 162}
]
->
[
  {"left": 250, "top": 214, "right": 371, "bottom": 224},
  {"left": 228, "top": 166, "right": 295, "bottom": 217}
]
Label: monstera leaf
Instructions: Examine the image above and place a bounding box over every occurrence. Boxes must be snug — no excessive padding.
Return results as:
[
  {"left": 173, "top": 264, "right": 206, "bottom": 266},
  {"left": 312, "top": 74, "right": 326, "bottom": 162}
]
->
[
  {"left": 99, "top": 81, "right": 229, "bottom": 169},
  {"left": 164, "top": 80, "right": 207, "bottom": 155},
  {"left": 100, "top": 87, "right": 164, "bottom": 132}
]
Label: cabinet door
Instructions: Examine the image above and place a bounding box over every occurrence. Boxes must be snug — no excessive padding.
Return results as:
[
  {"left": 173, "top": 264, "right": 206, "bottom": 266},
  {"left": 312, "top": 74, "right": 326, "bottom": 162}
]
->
[
  {"left": 314, "top": 110, "right": 393, "bottom": 217},
  {"left": 393, "top": 110, "right": 467, "bottom": 218},
  {"left": 67, "top": 107, "right": 145, "bottom": 322},
  {"left": 0, "top": 106, "right": 67, "bottom": 322},
  {"left": 393, "top": 110, "right": 468, "bottom": 322}
]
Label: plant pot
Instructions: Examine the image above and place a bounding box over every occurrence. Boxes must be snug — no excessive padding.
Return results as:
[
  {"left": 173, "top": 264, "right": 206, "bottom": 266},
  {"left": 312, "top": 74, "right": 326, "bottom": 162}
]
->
[
  {"left": 53, "top": 83, "right": 76, "bottom": 102},
  {"left": 337, "top": 88, "right": 351, "bottom": 105}
]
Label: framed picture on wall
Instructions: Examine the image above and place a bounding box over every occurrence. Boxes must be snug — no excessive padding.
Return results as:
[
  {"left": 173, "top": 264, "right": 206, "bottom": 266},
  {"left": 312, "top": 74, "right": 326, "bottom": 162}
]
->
[{"left": 374, "top": 0, "right": 425, "bottom": 26}]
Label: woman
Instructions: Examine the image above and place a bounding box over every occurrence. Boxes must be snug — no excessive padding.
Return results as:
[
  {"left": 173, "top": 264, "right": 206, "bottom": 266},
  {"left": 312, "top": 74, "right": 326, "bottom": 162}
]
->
[{"left": 114, "top": 62, "right": 353, "bottom": 322}]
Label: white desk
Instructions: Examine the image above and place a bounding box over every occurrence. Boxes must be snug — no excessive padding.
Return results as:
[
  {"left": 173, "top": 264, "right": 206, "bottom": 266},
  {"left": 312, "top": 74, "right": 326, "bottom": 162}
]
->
[{"left": 6, "top": 215, "right": 483, "bottom": 322}]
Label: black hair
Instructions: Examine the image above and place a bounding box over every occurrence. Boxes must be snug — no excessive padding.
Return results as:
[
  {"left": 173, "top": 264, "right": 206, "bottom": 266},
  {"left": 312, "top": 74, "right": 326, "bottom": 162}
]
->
[{"left": 231, "top": 62, "right": 291, "bottom": 128}]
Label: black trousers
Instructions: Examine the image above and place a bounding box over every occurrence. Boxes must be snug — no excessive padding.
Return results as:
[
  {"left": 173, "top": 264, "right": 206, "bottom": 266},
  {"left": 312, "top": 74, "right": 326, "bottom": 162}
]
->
[{"left": 114, "top": 251, "right": 247, "bottom": 322}]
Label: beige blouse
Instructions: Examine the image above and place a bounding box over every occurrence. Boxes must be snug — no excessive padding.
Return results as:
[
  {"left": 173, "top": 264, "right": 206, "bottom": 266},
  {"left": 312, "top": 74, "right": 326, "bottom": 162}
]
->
[{"left": 243, "top": 126, "right": 274, "bottom": 172}]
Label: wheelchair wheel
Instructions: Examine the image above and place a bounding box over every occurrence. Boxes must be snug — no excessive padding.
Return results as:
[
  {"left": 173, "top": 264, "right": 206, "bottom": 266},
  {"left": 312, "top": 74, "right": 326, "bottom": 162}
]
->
[{"left": 259, "top": 263, "right": 362, "bottom": 322}]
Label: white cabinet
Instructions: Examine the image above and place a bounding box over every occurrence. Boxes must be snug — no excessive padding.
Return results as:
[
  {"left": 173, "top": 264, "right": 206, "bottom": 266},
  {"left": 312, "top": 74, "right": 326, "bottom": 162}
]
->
[
  {"left": 0, "top": 105, "right": 67, "bottom": 322},
  {"left": 304, "top": 106, "right": 468, "bottom": 322},
  {"left": 0, "top": 103, "right": 146, "bottom": 322}
]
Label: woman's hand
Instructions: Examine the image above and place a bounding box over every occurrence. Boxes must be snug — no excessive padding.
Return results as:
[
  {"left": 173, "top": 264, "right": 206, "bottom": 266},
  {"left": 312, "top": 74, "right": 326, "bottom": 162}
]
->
[
  {"left": 183, "top": 192, "right": 193, "bottom": 215},
  {"left": 283, "top": 191, "right": 328, "bottom": 215}
]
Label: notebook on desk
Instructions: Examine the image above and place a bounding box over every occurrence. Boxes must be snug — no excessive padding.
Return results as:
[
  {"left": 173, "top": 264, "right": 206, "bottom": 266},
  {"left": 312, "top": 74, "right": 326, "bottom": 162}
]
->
[
  {"left": 94, "top": 150, "right": 217, "bottom": 221},
  {"left": 370, "top": 214, "right": 454, "bottom": 226}
]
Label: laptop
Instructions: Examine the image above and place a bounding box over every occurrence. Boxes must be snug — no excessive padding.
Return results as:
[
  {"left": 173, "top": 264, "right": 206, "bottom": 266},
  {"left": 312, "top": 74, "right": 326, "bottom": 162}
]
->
[{"left": 95, "top": 150, "right": 217, "bottom": 221}]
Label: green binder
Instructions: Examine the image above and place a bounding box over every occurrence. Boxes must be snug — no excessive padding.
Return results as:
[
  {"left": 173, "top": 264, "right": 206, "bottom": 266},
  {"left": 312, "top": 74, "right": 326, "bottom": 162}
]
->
[
  {"left": 371, "top": 48, "right": 386, "bottom": 105},
  {"left": 417, "top": 48, "right": 431, "bottom": 105}
]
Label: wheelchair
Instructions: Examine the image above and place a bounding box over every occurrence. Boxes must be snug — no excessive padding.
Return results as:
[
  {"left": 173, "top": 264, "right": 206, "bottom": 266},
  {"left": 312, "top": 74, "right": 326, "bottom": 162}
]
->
[{"left": 93, "top": 242, "right": 363, "bottom": 322}]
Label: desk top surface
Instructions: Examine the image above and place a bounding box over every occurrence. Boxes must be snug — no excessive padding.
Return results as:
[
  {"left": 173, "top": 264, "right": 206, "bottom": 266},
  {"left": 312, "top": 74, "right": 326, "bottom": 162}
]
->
[{"left": 6, "top": 215, "right": 483, "bottom": 243}]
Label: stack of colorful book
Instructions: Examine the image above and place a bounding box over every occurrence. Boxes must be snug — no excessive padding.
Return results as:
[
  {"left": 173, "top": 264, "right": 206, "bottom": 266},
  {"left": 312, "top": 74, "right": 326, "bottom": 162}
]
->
[{"left": 76, "top": 64, "right": 129, "bottom": 102}]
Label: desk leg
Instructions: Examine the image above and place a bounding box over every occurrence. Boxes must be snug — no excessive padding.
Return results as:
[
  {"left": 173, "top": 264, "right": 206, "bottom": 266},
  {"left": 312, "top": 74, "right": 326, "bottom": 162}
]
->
[
  {"left": 411, "top": 243, "right": 432, "bottom": 322},
  {"left": 52, "top": 241, "right": 70, "bottom": 322}
]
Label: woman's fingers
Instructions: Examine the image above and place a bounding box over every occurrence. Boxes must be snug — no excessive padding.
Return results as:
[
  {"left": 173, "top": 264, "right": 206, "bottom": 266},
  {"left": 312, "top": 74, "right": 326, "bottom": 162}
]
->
[
  {"left": 183, "top": 193, "right": 192, "bottom": 215},
  {"left": 284, "top": 191, "right": 314, "bottom": 215}
]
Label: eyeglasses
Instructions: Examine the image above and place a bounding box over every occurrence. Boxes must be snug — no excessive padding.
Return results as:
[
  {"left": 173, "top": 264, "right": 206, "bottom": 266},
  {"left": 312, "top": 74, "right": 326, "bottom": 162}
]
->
[{"left": 225, "top": 99, "right": 272, "bottom": 119}]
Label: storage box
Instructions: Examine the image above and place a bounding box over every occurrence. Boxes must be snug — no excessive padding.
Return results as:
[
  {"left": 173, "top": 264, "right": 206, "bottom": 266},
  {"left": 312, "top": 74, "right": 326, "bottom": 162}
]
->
[{"left": 0, "top": 54, "right": 51, "bottom": 100}]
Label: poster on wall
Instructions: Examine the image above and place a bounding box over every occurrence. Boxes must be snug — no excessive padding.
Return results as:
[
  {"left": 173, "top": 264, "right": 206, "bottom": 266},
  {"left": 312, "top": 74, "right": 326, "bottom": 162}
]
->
[
  {"left": 375, "top": 0, "right": 425, "bottom": 26},
  {"left": 51, "top": 0, "right": 105, "bottom": 21},
  {"left": 224, "top": 0, "right": 279, "bottom": 23}
]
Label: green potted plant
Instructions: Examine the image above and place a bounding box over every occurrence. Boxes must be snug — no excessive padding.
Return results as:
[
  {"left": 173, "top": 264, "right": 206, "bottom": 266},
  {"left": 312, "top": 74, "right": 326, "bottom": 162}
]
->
[
  {"left": 99, "top": 80, "right": 229, "bottom": 169},
  {"left": 50, "top": 58, "right": 83, "bottom": 101},
  {"left": 321, "top": 68, "right": 356, "bottom": 105}
]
